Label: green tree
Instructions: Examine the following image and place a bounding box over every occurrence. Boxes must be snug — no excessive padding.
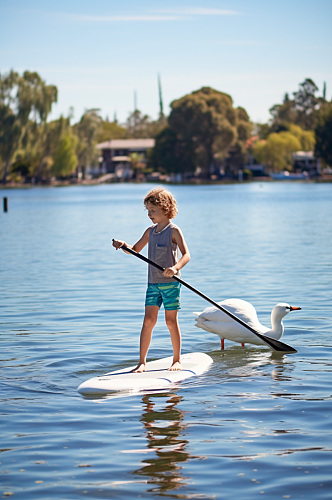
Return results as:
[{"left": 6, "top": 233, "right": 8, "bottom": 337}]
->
[
  {"left": 74, "top": 109, "right": 102, "bottom": 177},
  {"left": 287, "top": 124, "right": 315, "bottom": 151},
  {"left": 0, "top": 70, "right": 20, "bottom": 180},
  {"left": 51, "top": 132, "right": 78, "bottom": 177},
  {"left": 96, "top": 119, "right": 128, "bottom": 144},
  {"left": 28, "top": 116, "right": 70, "bottom": 180},
  {"left": 255, "top": 122, "right": 273, "bottom": 140},
  {"left": 253, "top": 132, "right": 301, "bottom": 171},
  {"left": 124, "top": 109, "right": 166, "bottom": 139},
  {"left": 152, "top": 127, "right": 194, "bottom": 174},
  {"left": 0, "top": 70, "right": 57, "bottom": 182},
  {"left": 228, "top": 107, "right": 252, "bottom": 170},
  {"left": 0, "top": 102, "right": 22, "bottom": 181},
  {"left": 96, "top": 119, "right": 128, "bottom": 142},
  {"left": 126, "top": 110, "right": 152, "bottom": 138},
  {"left": 269, "top": 93, "right": 297, "bottom": 130},
  {"left": 164, "top": 87, "right": 252, "bottom": 176},
  {"left": 315, "top": 105, "right": 332, "bottom": 166},
  {"left": 293, "top": 78, "right": 320, "bottom": 130},
  {"left": 268, "top": 78, "right": 323, "bottom": 133},
  {"left": 129, "top": 152, "right": 145, "bottom": 178}
]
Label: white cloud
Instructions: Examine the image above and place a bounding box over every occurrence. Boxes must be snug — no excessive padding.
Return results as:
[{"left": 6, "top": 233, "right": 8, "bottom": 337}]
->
[
  {"left": 67, "top": 14, "right": 180, "bottom": 22},
  {"left": 61, "top": 7, "right": 240, "bottom": 23},
  {"left": 204, "top": 39, "right": 260, "bottom": 46},
  {"left": 156, "top": 8, "right": 240, "bottom": 16}
]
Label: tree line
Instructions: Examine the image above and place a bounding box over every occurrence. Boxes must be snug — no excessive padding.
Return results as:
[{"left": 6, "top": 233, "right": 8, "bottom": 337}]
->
[
  {"left": 0, "top": 70, "right": 166, "bottom": 183},
  {"left": 252, "top": 79, "right": 332, "bottom": 172},
  {"left": 1, "top": 70, "right": 331, "bottom": 183}
]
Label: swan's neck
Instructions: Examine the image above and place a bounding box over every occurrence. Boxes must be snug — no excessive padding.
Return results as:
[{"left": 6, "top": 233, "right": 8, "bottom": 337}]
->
[{"left": 267, "top": 316, "right": 284, "bottom": 340}]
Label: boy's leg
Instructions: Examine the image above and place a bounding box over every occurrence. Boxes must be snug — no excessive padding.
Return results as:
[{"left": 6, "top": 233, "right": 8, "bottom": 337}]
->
[
  {"left": 132, "top": 305, "right": 159, "bottom": 373},
  {"left": 165, "top": 309, "right": 182, "bottom": 371}
]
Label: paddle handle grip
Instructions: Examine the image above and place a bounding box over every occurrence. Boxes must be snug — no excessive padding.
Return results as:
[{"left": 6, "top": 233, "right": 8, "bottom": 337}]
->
[{"left": 113, "top": 240, "right": 166, "bottom": 272}]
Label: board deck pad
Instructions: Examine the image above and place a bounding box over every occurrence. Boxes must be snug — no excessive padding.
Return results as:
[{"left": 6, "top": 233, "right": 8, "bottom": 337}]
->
[{"left": 78, "top": 352, "right": 213, "bottom": 395}]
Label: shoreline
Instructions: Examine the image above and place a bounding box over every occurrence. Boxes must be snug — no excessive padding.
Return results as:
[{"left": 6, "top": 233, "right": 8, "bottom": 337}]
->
[{"left": 1, "top": 175, "right": 332, "bottom": 189}]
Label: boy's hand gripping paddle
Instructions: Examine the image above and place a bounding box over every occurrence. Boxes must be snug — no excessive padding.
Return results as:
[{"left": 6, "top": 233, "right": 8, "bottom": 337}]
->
[{"left": 114, "top": 241, "right": 297, "bottom": 353}]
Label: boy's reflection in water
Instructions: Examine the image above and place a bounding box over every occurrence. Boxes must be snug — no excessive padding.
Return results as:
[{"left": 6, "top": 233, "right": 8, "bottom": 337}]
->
[{"left": 133, "top": 393, "right": 196, "bottom": 494}]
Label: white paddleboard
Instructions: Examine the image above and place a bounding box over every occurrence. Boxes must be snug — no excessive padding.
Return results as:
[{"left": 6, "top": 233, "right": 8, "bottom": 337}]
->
[{"left": 78, "top": 352, "right": 213, "bottom": 395}]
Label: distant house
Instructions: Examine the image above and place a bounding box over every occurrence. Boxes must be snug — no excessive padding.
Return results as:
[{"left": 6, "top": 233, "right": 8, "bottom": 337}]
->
[
  {"left": 243, "top": 152, "right": 267, "bottom": 177},
  {"left": 292, "top": 151, "right": 318, "bottom": 176},
  {"left": 95, "top": 139, "right": 155, "bottom": 175}
]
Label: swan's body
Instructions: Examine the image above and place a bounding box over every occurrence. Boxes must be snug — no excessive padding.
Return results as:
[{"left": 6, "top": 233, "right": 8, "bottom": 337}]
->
[{"left": 194, "top": 299, "right": 301, "bottom": 348}]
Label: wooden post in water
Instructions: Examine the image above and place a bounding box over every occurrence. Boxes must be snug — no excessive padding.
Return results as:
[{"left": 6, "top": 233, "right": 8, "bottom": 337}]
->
[{"left": 3, "top": 197, "right": 8, "bottom": 212}]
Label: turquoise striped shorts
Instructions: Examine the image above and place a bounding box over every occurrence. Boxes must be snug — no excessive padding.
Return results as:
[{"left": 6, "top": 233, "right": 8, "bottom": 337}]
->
[{"left": 145, "top": 282, "right": 181, "bottom": 310}]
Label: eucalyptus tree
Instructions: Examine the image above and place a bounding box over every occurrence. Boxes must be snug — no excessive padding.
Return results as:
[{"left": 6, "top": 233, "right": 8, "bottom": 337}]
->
[
  {"left": 164, "top": 86, "right": 252, "bottom": 176},
  {"left": 51, "top": 131, "right": 78, "bottom": 177},
  {"left": 269, "top": 93, "right": 298, "bottom": 131},
  {"left": 73, "top": 109, "right": 102, "bottom": 178},
  {"left": 0, "top": 70, "right": 20, "bottom": 181},
  {"left": 0, "top": 70, "right": 57, "bottom": 182},
  {"left": 253, "top": 132, "right": 301, "bottom": 172},
  {"left": 315, "top": 105, "right": 332, "bottom": 166},
  {"left": 34, "top": 116, "right": 71, "bottom": 179},
  {"left": 126, "top": 109, "right": 152, "bottom": 138},
  {"left": 293, "top": 78, "right": 320, "bottom": 130},
  {"left": 0, "top": 100, "right": 22, "bottom": 181},
  {"left": 152, "top": 127, "right": 191, "bottom": 175},
  {"left": 268, "top": 79, "right": 324, "bottom": 133},
  {"left": 252, "top": 122, "right": 316, "bottom": 173},
  {"left": 96, "top": 120, "right": 127, "bottom": 142}
]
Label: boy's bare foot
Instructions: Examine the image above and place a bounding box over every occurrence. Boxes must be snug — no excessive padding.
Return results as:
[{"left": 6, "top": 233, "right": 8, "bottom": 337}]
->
[
  {"left": 132, "top": 363, "right": 146, "bottom": 373},
  {"left": 168, "top": 361, "right": 182, "bottom": 371}
]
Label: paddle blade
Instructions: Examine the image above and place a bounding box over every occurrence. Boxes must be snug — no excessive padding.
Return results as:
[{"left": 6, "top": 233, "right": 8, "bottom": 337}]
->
[{"left": 258, "top": 334, "right": 298, "bottom": 353}]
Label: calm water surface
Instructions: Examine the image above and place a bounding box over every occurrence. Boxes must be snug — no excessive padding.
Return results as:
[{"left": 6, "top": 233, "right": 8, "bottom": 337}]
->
[{"left": 0, "top": 182, "right": 331, "bottom": 499}]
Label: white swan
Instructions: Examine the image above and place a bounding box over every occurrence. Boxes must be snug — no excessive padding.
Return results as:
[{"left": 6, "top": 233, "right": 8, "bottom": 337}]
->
[{"left": 194, "top": 299, "right": 301, "bottom": 349}]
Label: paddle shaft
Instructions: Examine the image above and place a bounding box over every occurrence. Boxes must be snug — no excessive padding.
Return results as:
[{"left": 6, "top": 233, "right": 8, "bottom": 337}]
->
[{"left": 116, "top": 243, "right": 297, "bottom": 353}]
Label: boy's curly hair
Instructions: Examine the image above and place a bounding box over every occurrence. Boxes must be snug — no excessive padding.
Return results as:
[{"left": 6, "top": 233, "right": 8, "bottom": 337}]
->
[{"left": 144, "top": 187, "right": 178, "bottom": 219}]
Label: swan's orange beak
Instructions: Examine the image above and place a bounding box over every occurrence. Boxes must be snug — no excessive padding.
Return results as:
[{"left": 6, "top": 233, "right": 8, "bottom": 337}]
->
[{"left": 290, "top": 306, "right": 301, "bottom": 311}]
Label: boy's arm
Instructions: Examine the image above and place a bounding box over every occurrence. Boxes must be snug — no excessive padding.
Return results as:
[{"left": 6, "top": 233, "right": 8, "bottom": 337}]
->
[
  {"left": 112, "top": 228, "right": 150, "bottom": 254},
  {"left": 163, "top": 228, "right": 190, "bottom": 277},
  {"left": 133, "top": 228, "right": 150, "bottom": 253}
]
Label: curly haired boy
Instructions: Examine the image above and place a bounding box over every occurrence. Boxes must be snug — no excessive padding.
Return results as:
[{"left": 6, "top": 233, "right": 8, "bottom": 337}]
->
[{"left": 113, "top": 187, "right": 190, "bottom": 372}]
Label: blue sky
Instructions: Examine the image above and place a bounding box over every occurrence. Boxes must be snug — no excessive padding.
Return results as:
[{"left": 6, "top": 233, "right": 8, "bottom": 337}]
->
[{"left": 1, "top": 0, "right": 331, "bottom": 125}]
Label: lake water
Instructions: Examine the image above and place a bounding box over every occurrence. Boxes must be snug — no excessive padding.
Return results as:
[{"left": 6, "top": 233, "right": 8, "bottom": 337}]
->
[{"left": 0, "top": 182, "right": 331, "bottom": 499}]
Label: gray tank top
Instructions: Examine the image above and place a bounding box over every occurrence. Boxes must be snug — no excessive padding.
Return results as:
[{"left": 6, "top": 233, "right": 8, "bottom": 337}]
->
[{"left": 148, "top": 222, "right": 181, "bottom": 283}]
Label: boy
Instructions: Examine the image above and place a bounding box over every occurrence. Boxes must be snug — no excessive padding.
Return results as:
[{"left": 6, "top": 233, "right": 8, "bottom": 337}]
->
[{"left": 112, "top": 187, "right": 190, "bottom": 372}]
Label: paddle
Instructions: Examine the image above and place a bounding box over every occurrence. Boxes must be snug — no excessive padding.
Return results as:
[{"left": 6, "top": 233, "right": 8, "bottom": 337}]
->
[{"left": 115, "top": 242, "right": 297, "bottom": 353}]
